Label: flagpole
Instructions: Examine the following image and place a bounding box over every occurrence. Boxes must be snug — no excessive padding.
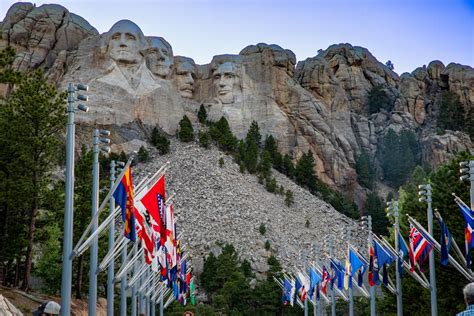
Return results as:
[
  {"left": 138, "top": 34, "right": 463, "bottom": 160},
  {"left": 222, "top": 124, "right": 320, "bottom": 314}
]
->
[
  {"left": 120, "top": 240, "right": 128, "bottom": 316},
  {"left": 328, "top": 235, "right": 336, "bottom": 316},
  {"left": 346, "top": 228, "right": 354, "bottom": 316},
  {"left": 419, "top": 184, "right": 437, "bottom": 316},
  {"left": 151, "top": 273, "right": 156, "bottom": 316},
  {"left": 314, "top": 245, "right": 321, "bottom": 316},
  {"left": 107, "top": 160, "right": 116, "bottom": 316},
  {"left": 387, "top": 200, "right": 402, "bottom": 316},
  {"left": 131, "top": 243, "right": 138, "bottom": 316},
  {"left": 89, "top": 129, "right": 106, "bottom": 316},
  {"left": 159, "top": 286, "right": 164, "bottom": 316},
  {"left": 367, "top": 216, "right": 376, "bottom": 316},
  {"left": 303, "top": 250, "right": 308, "bottom": 316}
]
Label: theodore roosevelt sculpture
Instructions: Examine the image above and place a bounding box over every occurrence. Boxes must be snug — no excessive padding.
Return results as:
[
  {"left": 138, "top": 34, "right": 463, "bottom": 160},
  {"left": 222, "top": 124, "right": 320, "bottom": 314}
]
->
[{"left": 173, "top": 56, "right": 196, "bottom": 99}]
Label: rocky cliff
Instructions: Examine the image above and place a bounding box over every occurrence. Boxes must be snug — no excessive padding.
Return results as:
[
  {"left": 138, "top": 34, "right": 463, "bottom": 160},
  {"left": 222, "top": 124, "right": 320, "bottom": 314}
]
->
[{"left": 1, "top": 2, "right": 473, "bottom": 200}]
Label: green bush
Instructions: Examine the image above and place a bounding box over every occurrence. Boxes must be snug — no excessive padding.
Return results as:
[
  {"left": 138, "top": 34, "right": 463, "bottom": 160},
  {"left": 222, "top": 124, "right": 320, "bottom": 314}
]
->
[
  {"left": 259, "top": 223, "right": 266, "bottom": 235},
  {"left": 199, "top": 130, "right": 210, "bottom": 148},
  {"left": 285, "top": 190, "right": 294, "bottom": 207},
  {"left": 198, "top": 104, "right": 207, "bottom": 124},
  {"left": 368, "top": 85, "right": 393, "bottom": 114},
  {"left": 150, "top": 127, "right": 170, "bottom": 154},
  {"left": 178, "top": 115, "right": 194, "bottom": 142},
  {"left": 137, "top": 146, "right": 150, "bottom": 162},
  {"left": 264, "top": 240, "right": 271, "bottom": 251}
]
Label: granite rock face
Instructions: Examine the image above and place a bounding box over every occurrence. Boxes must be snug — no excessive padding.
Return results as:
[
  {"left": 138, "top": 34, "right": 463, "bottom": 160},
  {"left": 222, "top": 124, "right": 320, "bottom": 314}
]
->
[
  {"left": 0, "top": 3, "right": 97, "bottom": 71},
  {"left": 0, "top": 4, "right": 472, "bottom": 198}
]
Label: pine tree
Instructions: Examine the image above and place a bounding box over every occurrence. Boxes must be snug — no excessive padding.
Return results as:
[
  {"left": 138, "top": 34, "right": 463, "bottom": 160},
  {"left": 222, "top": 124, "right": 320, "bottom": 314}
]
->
[
  {"left": 258, "top": 150, "right": 272, "bottom": 179},
  {"left": 198, "top": 104, "right": 207, "bottom": 124},
  {"left": 137, "top": 146, "right": 150, "bottom": 162},
  {"left": 0, "top": 69, "right": 67, "bottom": 290},
  {"left": 355, "top": 150, "right": 375, "bottom": 189},
  {"left": 437, "top": 91, "right": 465, "bottom": 131},
  {"left": 264, "top": 135, "right": 277, "bottom": 160},
  {"left": 368, "top": 85, "right": 393, "bottom": 114},
  {"left": 244, "top": 131, "right": 259, "bottom": 174},
  {"left": 295, "top": 151, "right": 317, "bottom": 192},
  {"left": 178, "top": 115, "right": 194, "bottom": 142},
  {"left": 466, "top": 108, "right": 474, "bottom": 141},
  {"left": 150, "top": 127, "right": 170, "bottom": 154},
  {"left": 246, "top": 121, "right": 261, "bottom": 148},
  {"left": 364, "top": 192, "right": 389, "bottom": 235},
  {"left": 282, "top": 154, "right": 295, "bottom": 178},
  {"left": 265, "top": 176, "right": 277, "bottom": 193},
  {"left": 285, "top": 190, "right": 294, "bottom": 207},
  {"left": 199, "top": 130, "right": 210, "bottom": 148}
]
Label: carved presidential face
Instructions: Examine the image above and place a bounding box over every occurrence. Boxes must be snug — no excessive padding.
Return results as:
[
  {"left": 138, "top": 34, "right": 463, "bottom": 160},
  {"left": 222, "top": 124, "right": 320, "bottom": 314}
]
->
[
  {"left": 213, "top": 62, "right": 238, "bottom": 104},
  {"left": 106, "top": 20, "right": 145, "bottom": 65},
  {"left": 174, "top": 57, "right": 196, "bottom": 99},
  {"left": 145, "top": 37, "right": 173, "bottom": 78}
]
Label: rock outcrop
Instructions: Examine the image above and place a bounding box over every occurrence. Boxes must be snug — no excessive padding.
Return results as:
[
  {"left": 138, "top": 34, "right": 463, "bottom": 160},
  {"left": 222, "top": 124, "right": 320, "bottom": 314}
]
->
[{"left": 0, "top": 3, "right": 473, "bottom": 200}]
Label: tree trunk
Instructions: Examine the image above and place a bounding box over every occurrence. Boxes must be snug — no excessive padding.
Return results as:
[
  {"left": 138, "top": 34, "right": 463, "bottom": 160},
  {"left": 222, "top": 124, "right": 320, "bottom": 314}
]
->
[
  {"left": 20, "top": 171, "right": 38, "bottom": 291},
  {"left": 75, "top": 254, "right": 84, "bottom": 299},
  {"left": 14, "top": 257, "right": 20, "bottom": 287}
]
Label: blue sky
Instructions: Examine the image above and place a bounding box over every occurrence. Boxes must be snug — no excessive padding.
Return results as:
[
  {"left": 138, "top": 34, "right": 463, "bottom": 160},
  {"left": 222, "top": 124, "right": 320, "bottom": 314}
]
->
[{"left": 1, "top": 0, "right": 473, "bottom": 74}]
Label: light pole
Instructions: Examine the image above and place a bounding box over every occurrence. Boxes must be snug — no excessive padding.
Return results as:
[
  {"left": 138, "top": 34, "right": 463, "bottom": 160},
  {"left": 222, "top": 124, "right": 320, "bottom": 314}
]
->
[
  {"left": 89, "top": 129, "right": 111, "bottom": 316},
  {"left": 361, "top": 215, "right": 375, "bottom": 316},
  {"left": 387, "top": 199, "right": 402, "bottom": 316},
  {"left": 60, "top": 82, "right": 89, "bottom": 316},
  {"left": 460, "top": 160, "right": 474, "bottom": 212},
  {"left": 418, "top": 184, "right": 437, "bottom": 316}
]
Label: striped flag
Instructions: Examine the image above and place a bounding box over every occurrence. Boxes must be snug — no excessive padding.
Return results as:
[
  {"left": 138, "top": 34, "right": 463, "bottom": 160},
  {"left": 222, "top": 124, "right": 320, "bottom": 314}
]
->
[
  {"left": 454, "top": 197, "right": 474, "bottom": 268},
  {"left": 409, "top": 224, "right": 433, "bottom": 272},
  {"left": 113, "top": 166, "right": 136, "bottom": 241}
]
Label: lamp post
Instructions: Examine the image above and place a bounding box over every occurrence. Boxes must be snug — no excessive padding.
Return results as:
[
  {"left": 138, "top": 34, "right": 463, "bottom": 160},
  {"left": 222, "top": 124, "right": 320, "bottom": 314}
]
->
[
  {"left": 460, "top": 160, "right": 474, "bottom": 212},
  {"left": 361, "top": 215, "right": 375, "bottom": 316},
  {"left": 387, "top": 199, "right": 402, "bottom": 316},
  {"left": 418, "top": 184, "right": 437, "bottom": 316},
  {"left": 89, "top": 129, "right": 111, "bottom": 316},
  {"left": 60, "top": 83, "right": 89, "bottom": 316}
]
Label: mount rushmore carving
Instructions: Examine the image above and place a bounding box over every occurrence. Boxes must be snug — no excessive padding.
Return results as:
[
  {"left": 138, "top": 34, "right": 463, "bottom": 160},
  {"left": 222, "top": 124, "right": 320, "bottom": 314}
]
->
[{"left": 1, "top": 3, "right": 473, "bottom": 199}]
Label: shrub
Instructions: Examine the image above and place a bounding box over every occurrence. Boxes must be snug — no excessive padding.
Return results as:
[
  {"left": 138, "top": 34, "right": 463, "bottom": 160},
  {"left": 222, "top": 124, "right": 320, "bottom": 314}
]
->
[
  {"left": 198, "top": 104, "right": 207, "bottom": 124},
  {"left": 150, "top": 127, "right": 170, "bottom": 155},
  {"left": 178, "top": 115, "right": 194, "bottom": 142},
  {"left": 219, "top": 157, "right": 224, "bottom": 167},
  {"left": 264, "top": 240, "right": 271, "bottom": 251},
  {"left": 137, "top": 146, "right": 150, "bottom": 162},
  {"left": 368, "top": 85, "right": 393, "bottom": 114},
  {"left": 259, "top": 223, "right": 266, "bottom": 235},
  {"left": 285, "top": 190, "right": 294, "bottom": 207},
  {"left": 199, "top": 131, "right": 210, "bottom": 148}
]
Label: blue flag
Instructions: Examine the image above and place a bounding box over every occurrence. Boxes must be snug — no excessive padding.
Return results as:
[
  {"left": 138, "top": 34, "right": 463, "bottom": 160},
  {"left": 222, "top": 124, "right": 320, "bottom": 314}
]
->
[
  {"left": 330, "top": 258, "right": 345, "bottom": 290},
  {"left": 374, "top": 240, "right": 395, "bottom": 287},
  {"left": 282, "top": 279, "right": 293, "bottom": 305},
  {"left": 398, "top": 232, "right": 409, "bottom": 277},
  {"left": 349, "top": 248, "right": 364, "bottom": 276},
  {"left": 295, "top": 276, "right": 302, "bottom": 302},
  {"left": 374, "top": 240, "right": 395, "bottom": 267},
  {"left": 437, "top": 216, "right": 452, "bottom": 266},
  {"left": 309, "top": 268, "right": 321, "bottom": 299}
]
